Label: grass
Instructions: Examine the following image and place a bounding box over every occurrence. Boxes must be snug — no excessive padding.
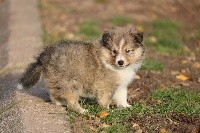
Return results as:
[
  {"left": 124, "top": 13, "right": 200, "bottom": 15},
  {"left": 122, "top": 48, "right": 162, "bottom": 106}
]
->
[
  {"left": 93, "top": 0, "right": 108, "bottom": 3},
  {"left": 102, "top": 123, "right": 134, "bottom": 133},
  {"left": 110, "top": 15, "right": 133, "bottom": 26},
  {"left": 79, "top": 19, "right": 101, "bottom": 40},
  {"left": 67, "top": 88, "right": 200, "bottom": 132},
  {"left": 152, "top": 89, "right": 200, "bottom": 115},
  {"left": 141, "top": 59, "right": 165, "bottom": 72},
  {"left": 145, "top": 19, "right": 184, "bottom": 55}
]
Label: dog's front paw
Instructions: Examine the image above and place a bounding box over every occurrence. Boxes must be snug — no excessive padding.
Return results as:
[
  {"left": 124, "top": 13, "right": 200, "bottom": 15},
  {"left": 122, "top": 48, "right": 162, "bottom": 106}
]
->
[{"left": 122, "top": 103, "right": 131, "bottom": 108}]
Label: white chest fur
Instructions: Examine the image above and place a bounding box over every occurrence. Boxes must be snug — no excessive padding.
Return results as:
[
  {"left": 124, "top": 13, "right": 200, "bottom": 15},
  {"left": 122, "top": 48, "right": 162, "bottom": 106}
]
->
[
  {"left": 116, "top": 67, "right": 136, "bottom": 87},
  {"left": 103, "top": 61, "right": 141, "bottom": 87},
  {"left": 103, "top": 61, "right": 141, "bottom": 107}
]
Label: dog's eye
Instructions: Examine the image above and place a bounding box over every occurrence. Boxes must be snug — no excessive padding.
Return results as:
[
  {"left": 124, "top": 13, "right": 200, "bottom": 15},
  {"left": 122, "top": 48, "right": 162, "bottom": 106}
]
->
[{"left": 111, "top": 49, "right": 117, "bottom": 55}]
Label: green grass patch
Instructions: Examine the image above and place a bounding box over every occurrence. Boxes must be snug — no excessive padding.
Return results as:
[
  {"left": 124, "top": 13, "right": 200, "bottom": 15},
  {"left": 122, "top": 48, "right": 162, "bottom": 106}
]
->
[
  {"left": 79, "top": 19, "right": 101, "bottom": 40},
  {"left": 152, "top": 89, "right": 200, "bottom": 115},
  {"left": 110, "top": 15, "right": 133, "bottom": 26},
  {"left": 93, "top": 0, "right": 108, "bottom": 3},
  {"left": 141, "top": 59, "right": 165, "bottom": 72},
  {"left": 67, "top": 88, "right": 200, "bottom": 132},
  {"left": 145, "top": 19, "right": 184, "bottom": 55}
]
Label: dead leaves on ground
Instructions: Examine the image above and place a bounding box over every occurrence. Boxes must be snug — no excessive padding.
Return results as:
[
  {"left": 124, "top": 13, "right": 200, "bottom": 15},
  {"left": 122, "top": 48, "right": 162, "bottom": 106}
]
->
[
  {"left": 171, "top": 69, "right": 191, "bottom": 81},
  {"left": 176, "top": 74, "right": 190, "bottom": 81},
  {"left": 192, "top": 62, "right": 200, "bottom": 69},
  {"left": 97, "top": 111, "right": 109, "bottom": 118},
  {"left": 160, "top": 128, "right": 168, "bottom": 133}
]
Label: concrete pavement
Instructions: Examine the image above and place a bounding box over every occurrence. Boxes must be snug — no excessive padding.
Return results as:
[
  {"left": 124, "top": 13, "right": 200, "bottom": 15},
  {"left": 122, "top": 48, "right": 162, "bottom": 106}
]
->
[{"left": 0, "top": 0, "right": 71, "bottom": 132}]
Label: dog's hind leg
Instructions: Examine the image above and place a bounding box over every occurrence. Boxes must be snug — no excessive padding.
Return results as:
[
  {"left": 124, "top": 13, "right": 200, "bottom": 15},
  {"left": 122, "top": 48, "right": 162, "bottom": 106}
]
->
[{"left": 49, "top": 80, "right": 86, "bottom": 113}]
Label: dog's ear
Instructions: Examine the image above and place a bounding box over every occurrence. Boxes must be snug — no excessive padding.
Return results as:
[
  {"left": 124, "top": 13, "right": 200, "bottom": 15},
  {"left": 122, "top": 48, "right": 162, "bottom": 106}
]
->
[
  {"left": 130, "top": 28, "right": 143, "bottom": 44},
  {"left": 102, "top": 31, "right": 114, "bottom": 46}
]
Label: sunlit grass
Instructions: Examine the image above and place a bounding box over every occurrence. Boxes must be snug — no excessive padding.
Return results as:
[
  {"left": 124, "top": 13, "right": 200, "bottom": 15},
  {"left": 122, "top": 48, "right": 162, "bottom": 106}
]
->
[
  {"left": 93, "top": 0, "right": 108, "bottom": 3},
  {"left": 141, "top": 59, "right": 165, "bottom": 72},
  {"left": 67, "top": 88, "right": 200, "bottom": 132},
  {"left": 79, "top": 19, "right": 101, "bottom": 40},
  {"left": 145, "top": 19, "right": 184, "bottom": 55}
]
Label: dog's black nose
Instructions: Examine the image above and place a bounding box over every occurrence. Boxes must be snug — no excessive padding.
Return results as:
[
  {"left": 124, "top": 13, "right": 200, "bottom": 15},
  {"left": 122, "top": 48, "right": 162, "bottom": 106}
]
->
[{"left": 118, "top": 60, "right": 124, "bottom": 66}]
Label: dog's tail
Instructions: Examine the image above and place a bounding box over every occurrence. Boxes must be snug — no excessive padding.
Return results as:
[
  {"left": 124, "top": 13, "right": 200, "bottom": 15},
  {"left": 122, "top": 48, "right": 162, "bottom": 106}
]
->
[{"left": 17, "top": 58, "right": 43, "bottom": 90}]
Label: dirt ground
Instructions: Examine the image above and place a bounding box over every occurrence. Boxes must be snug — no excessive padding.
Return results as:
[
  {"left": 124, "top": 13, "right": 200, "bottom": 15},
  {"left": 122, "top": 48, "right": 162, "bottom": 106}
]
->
[{"left": 39, "top": 0, "right": 200, "bottom": 132}]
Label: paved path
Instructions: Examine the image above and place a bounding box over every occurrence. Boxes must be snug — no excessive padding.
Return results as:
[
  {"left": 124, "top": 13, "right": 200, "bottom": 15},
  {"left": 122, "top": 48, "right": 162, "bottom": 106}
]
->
[{"left": 0, "top": 0, "right": 71, "bottom": 132}]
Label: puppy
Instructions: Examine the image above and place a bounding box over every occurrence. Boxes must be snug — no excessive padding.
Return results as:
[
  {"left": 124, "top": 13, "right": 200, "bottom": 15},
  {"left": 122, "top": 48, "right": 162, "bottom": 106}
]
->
[{"left": 18, "top": 26, "right": 145, "bottom": 113}]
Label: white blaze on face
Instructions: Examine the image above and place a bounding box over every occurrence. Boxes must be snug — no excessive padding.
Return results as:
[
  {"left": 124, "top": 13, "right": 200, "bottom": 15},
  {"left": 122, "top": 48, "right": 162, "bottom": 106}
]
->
[{"left": 116, "top": 38, "right": 125, "bottom": 66}]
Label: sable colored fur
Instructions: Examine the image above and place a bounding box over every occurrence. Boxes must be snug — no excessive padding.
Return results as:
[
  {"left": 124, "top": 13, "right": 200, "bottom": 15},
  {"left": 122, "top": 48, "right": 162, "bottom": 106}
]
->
[{"left": 18, "top": 26, "right": 145, "bottom": 113}]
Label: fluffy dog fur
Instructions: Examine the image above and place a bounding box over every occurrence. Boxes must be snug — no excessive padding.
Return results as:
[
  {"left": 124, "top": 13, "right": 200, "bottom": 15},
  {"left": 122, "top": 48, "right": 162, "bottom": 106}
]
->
[{"left": 18, "top": 26, "right": 145, "bottom": 113}]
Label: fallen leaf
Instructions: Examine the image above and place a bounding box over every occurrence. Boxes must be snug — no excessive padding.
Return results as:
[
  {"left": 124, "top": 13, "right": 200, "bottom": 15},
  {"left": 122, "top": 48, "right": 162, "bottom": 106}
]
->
[
  {"left": 180, "top": 69, "right": 190, "bottom": 74},
  {"left": 180, "top": 82, "right": 190, "bottom": 87},
  {"left": 135, "top": 74, "right": 141, "bottom": 79},
  {"left": 192, "top": 62, "right": 200, "bottom": 69},
  {"left": 101, "top": 123, "right": 110, "bottom": 128},
  {"left": 170, "top": 6, "right": 176, "bottom": 12},
  {"left": 66, "top": 33, "right": 74, "bottom": 39},
  {"left": 89, "top": 126, "right": 97, "bottom": 132},
  {"left": 131, "top": 88, "right": 144, "bottom": 99},
  {"left": 181, "top": 60, "right": 189, "bottom": 64},
  {"left": 150, "top": 70, "right": 161, "bottom": 74},
  {"left": 132, "top": 123, "right": 140, "bottom": 130},
  {"left": 184, "top": 46, "right": 191, "bottom": 52},
  {"left": 171, "top": 70, "right": 180, "bottom": 75},
  {"left": 186, "top": 53, "right": 196, "bottom": 61},
  {"left": 176, "top": 74, "right": 190, "bottom": 81},
  {"left": 132, "top": 123, "right": 142, "bottom": 133},
  {"left": 198, "top": 78, "right": 200, "bottom": 83},
  {"left": 97, "top": 111, "right": 109, "bottom": 118},
  {"left": 59, "top": 14, "right": 66, "bottom": 20},
  {"left": 166, "top": 118, "right": 174, "bottom": 124},
  {"left": 160, "top": 128, "right": 168, "bottom": 133},
  {"left": 149, "top": 36, "right": 157, "bottom": 43},
  {"left": 136, "top": 25, "right": 144, "bottom": 32},
  {"left": 135, "top": 129, "right": 142, "bottom": 133},
  {"left": 191, "top": 127, "right": 198, "bottom": 133}
]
